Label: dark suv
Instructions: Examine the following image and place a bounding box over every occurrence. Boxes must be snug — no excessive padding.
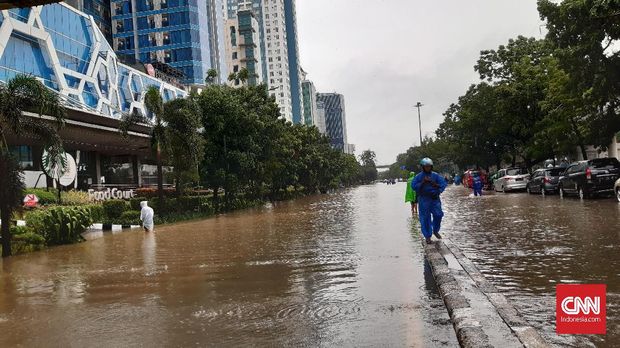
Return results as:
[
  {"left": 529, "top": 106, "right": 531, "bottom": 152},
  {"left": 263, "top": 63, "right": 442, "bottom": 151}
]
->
[
  {"left": 559, "top": 158, "right": 620, "bottom": 199},
  {"left": 527, "top": 167, "right": 564, "bottom": 195}
]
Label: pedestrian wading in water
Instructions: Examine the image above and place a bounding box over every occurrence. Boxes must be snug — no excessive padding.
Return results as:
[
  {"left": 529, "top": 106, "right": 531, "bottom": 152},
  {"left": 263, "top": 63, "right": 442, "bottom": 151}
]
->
[
  {"left": 405, "top": 171, "right": 418, "bottom": 215},
  {"left": 140, "top": 201, "right": 154, "bottom": 232},
  {"left": 411, "top": 158, "right": 447, "bottom": 244}
]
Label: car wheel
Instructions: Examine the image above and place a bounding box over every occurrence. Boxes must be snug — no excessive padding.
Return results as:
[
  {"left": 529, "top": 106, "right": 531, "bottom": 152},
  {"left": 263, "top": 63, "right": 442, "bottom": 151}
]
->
[
  {"left": 617, "top": 189, "right": 620, "bottom": 203},
  {"left": 541, "top": 188, "right": 546, "bottom": 197},
  {"left": 526, "top": 185, "right": 531, "bottom": 194},
  {"left": 559, "top": 185, "right": 565, "bottom": 199},
  {"left": 502, "top": 186, "right": 507, "bottom": 194}
]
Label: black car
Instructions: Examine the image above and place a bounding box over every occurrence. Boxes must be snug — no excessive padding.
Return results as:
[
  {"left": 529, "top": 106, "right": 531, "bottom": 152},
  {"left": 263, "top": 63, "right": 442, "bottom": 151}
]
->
[
  {"left": 526, "top": 167, "right": 564, "bottom": 195},
  {"left": 558, "top": 158, "right": 620, "bottom": 199}
]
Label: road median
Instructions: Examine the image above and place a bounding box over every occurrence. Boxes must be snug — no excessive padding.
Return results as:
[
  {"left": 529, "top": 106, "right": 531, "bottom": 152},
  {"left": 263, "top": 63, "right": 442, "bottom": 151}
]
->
[{"left": 424, "top": 238, "right": 550, "bottom": 348}]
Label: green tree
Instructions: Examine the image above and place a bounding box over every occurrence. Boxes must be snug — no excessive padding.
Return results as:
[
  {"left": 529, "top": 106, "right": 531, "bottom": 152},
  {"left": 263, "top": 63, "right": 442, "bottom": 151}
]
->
[
  {"left": 539, "top": 0, "right": 620, "bottom": 148},
  {"left": 162, "top": 97, "right": 205, "bottom": 195},
  {"left": 205, "top": 68, "right": 218, "bottom": 85},
  {"left": 120, "top": 86, "right": 166, "bottom": 202},
  {"left": 0, "top": 75, "right": 65, "bottom": 257},
  {"left": 359, "top": 150, "right": 378, "bottom": 183}
]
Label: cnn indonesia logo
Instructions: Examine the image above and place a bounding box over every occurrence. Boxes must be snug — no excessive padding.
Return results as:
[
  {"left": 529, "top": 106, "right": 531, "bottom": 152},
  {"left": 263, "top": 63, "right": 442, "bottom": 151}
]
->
[{"left": 556, "top": 284, "right": 606, "bottom": 334}]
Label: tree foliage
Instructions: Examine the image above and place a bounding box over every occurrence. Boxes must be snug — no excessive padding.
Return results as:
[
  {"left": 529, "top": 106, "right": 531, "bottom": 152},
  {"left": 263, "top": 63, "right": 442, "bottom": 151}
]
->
[
  {"left": 0, "top": 75, "right": 65, "bottom": 257},
  {"left": 196, "top": 84, "right": 367, "bottom": 204}
]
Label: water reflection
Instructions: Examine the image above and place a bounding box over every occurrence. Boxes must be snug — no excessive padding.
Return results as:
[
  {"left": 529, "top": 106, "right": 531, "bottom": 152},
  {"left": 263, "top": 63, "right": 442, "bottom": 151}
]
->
[
  {"left": 442, "top": 187, "right": 620, "bottom": 347},
  {"left": 0, "top": 184, "right": 457, "bottom": 347}
]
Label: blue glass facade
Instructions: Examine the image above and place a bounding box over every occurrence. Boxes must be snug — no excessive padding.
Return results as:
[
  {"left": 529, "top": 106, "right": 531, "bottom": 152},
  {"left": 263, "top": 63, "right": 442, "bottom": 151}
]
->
[
  {"left": 0, "top": 3, "right": 186, "bottom": 119},
  {"left": 316, "top": 93, "right": 348, "bottom": 151},
  {"left": 112, "top": 0, "right": 227, "bottom": 85},
  {"left": 284, "top": 0, "right": 302, "bottom": 124}
]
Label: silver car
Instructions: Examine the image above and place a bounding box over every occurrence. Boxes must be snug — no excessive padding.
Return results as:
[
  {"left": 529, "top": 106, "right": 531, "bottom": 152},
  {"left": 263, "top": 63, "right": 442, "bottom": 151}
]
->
[{"left": 494, "top": 167, "right": 530, "bottom": 193}]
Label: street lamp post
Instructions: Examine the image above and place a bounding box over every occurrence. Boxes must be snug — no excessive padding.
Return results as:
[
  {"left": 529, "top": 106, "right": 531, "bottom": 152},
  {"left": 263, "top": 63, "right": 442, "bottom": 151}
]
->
[{"left": 415, "top": 102, "right": 423, "bottom": 146}]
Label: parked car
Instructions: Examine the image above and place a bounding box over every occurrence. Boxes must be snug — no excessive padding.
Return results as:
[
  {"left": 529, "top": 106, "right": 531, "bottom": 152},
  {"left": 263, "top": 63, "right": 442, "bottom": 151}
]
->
[
  {"left": 558, "top": 158, "right": 620, "bottom": 199},
  {"left": 494, "top": 167, "right": 530, "bottom": 193},
  {"left": 615, "top": 177, "right": 620, "bottom": 203},
  {"left": 526, "top": 167, "right": 564, "bottom": 196}
]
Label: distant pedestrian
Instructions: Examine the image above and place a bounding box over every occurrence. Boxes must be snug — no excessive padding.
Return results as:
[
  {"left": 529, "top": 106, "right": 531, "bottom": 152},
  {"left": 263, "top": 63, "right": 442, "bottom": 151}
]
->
[
  {"left": 405, "top": 171, "right": 418, "bottom": 215},
  {"left": 140, "top": 201, "right": 154, "bottom": 232},
  {"left": 412, "top": 158, "right": 447, "bottom": 244},
  {"left": 472, "top": 172, "right": 483, "bottom": 196}
]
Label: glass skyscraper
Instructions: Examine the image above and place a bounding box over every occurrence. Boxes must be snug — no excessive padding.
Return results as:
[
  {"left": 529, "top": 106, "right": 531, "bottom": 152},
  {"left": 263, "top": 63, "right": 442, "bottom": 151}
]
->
[
  {"left": 316, "top": 93, "right": 349, "bottom": 151},
  {"left": 283, "top": 0, "right": 302, "bottom": 124},
  {"left": 111, "top": 0, "right": 227, "bottom": 85},
  {"left": 65, "top": 0, "right": 113, "bottom": 44}
]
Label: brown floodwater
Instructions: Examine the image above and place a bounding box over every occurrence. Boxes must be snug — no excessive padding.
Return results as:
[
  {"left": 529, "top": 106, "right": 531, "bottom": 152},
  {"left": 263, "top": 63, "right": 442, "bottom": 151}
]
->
[
  {"left": 441, "top": 186, "right": 620, "bottom": 347},
  {"left": 0, "top": 185, "right": 457, "bottom": 347}
]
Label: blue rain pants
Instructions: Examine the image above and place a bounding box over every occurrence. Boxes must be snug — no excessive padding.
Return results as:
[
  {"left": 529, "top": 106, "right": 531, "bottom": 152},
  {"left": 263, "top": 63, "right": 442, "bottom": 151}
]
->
[{"left": 418, "top": 196, "right": 443, "bottom": 238}]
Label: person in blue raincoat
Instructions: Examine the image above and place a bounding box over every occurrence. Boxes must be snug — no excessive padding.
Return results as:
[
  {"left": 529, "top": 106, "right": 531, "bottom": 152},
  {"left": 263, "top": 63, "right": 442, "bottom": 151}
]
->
[
  {"left": 411, "top": 158, "right": 447, "bottom": 244},
  {"left": 472, "top": 172, "right": 483, "bottom": 197}
]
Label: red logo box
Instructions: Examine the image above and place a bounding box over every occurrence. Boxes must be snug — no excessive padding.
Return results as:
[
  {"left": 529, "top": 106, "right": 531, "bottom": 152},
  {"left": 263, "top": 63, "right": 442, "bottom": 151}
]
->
[{"left": 556, "top": 284, "right": 606, "bottom": 334}]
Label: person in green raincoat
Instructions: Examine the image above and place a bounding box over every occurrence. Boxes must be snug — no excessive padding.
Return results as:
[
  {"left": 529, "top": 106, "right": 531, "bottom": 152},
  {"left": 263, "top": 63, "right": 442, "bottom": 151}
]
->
[{"left": 405, "top": 172, "right": 418, "bottom": 215}]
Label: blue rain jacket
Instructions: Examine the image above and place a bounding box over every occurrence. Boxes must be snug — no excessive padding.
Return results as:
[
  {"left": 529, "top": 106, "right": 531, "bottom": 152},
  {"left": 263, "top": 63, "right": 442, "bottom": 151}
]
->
[{"left": 411, "top": 171, "right": 447, "bottom": 200}]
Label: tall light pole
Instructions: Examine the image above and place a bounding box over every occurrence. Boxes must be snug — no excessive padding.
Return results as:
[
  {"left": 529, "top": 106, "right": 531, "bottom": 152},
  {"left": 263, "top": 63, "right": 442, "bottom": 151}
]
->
[{"left": 415, "top": 102, "right": 423, "bottom": 146}]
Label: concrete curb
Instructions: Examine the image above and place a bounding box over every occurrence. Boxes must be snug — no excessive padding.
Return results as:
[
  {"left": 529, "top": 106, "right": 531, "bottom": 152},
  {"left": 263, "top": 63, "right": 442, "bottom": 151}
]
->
[
  {"left": 425, "top": 242, "right": 493, "bottom": 348},
  {"left": 442, "top": 239, "right": 551, "bottom": 348},
  {"left": 424, "top": 239, "right": 551, "bottom": 348}
]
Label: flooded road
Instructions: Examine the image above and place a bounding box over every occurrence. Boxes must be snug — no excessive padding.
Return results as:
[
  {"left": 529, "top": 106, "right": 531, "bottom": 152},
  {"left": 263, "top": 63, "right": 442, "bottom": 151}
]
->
[
  {"left": 0, "top": 185, "right": 456, "bottom": 347},
  {"left": 442, "top": 186, "right": 620, "bottom": 347}
]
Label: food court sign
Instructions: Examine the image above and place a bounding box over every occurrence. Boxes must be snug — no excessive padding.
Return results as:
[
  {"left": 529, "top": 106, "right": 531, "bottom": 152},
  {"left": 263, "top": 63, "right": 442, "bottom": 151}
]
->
[{"left": 88, "top": 188, "right": 136, "bottom": 201}]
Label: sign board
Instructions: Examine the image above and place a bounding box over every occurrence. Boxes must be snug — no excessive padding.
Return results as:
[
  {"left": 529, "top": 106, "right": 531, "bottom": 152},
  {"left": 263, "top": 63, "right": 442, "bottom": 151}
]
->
[
  {"left": 23, "top": 194, "right": 39, "bottom": 207},
  {"left": 42, "top": 148, "right": 77, "bottom": 187},
  {"left": 88, "top": 188, "right": 136, "bottom": 201}
]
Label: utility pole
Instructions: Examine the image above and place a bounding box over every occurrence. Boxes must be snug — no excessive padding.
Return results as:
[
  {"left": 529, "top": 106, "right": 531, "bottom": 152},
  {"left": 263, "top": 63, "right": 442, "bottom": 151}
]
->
[{"left": 415, "top": 102, "right": 423, "bottom": 146}]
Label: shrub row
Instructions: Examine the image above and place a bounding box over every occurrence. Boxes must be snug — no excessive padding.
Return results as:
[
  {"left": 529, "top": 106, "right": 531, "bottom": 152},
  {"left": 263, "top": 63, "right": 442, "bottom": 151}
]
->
[{"left": 24, "top": 206, "right": 94, "bottom": 246}]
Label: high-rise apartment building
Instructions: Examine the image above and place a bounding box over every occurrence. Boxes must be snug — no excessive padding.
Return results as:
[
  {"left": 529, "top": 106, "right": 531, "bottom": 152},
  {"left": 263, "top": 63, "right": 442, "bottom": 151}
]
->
[
  {"left": 111, "top": 0, "right": 228, "bottom": 86},
  {"left": 226, "top": 0, "right": 301, "bottom": 123},
  {"left": 317, "top": 93, "right": 351, "bottom": 152},
  {"left": 224, "top": 3, "right": 263, "bottom": 86}
]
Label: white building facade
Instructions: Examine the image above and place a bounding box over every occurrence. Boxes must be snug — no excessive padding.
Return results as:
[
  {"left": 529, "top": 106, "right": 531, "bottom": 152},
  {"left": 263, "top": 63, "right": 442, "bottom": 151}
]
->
[
  {"left": 224, "top": 4, "right": 264, "bottom": 87},
  {"left": 262, "top": 0, "right": 293, "bottom": 121}
]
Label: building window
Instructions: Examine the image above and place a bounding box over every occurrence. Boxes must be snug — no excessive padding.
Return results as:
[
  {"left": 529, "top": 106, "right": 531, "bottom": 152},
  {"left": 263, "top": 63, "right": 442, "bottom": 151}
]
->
[
  {"left": 161, "top": 13, "right": 169, "bottom": 27},
  {"left": 163, "top": 32, "right": 170, "bottom": 45},
  {"left": 232, "top": 52, "right": 238, "bottom": 60},
  {"left": 160, "top": 0, "right": 168, "bottom": 9},
  {"left": 164, "top": 50, "right": 172, "bottom": 63},
  {"left": 230, "top": 26, "right": 237, "bottom": 46},
  {"left": 11, "top": 145, "right": 33, "bottom": 169},
  {"left": 233, "top": 65, "right": 239, "bottom": 72}
]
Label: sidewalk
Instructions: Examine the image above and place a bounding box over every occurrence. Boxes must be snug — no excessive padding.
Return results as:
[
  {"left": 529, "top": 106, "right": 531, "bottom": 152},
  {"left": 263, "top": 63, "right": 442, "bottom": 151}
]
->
[{"left": 425, "top": 238, "right": 551, "bottom": 348}]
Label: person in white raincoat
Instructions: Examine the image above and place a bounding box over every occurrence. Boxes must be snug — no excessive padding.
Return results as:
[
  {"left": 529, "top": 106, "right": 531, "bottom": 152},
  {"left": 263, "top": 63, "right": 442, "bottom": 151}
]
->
[{"left": 140, "top": 201, "right": 154, "bottom": 232}]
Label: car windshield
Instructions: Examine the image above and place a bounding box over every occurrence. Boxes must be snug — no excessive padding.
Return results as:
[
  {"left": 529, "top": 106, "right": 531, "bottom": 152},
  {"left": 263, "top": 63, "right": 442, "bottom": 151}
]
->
[
  {"left": 506, "top": 168, "right": 526, "bottom": 176},
  {"left": 546, "top": 168, "right": 563, "bottom": 176},
  {"left": 590, "top": 158, "right": 620, "bottom": 170}
]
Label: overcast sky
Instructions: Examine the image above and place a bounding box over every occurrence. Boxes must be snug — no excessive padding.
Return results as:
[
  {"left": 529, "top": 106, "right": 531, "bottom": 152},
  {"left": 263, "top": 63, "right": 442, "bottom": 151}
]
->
[{"left": 296, "top": 0, "right": 544, "bottom": 165}]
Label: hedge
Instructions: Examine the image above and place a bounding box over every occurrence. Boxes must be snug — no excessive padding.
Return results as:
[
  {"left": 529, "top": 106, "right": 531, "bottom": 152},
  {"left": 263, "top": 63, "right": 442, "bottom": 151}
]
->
[
  {"left": 24, "top": 188, "right": 58, "bottom": 205},
  {"left": 102, "top": 200, "right": 129, "bottom": 219}
]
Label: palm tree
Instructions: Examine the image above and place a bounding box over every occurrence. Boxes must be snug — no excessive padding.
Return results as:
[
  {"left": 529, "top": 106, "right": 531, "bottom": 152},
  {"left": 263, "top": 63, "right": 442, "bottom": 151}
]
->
[
  {"left": 0, "top": 75, "right": 65, "bottom": 257},
  {"left": 120, "top": 86, "right": 165, "bottom": 202},
  {"left": 205, "top": 68, "right": 218, "bottom": 85}
]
